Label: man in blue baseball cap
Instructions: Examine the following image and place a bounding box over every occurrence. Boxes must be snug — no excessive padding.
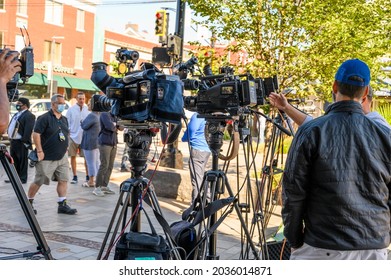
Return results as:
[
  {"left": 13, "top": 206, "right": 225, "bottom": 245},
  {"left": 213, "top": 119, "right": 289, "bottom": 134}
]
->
[{"left": 281, "top": 59, "right": 391, "bottom": 260}]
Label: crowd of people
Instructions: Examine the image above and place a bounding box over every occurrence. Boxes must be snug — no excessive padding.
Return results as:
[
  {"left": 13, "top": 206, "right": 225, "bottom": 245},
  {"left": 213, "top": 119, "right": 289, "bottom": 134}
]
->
[{"left": 1, "top": 48, "right": 390, "bottom": 260}]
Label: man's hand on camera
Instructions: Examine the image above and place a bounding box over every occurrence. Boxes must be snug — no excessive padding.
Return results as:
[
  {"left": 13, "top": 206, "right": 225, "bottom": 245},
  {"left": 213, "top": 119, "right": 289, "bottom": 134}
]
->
[
  {"left": 268, "top": 92, "right": 288, "bottom": 111},
  {"left": 0, "top": 49, "right": 22, "bottom": 83}
]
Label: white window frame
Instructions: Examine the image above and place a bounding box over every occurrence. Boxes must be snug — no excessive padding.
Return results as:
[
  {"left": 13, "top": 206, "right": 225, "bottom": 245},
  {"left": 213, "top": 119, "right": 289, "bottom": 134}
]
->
[
  {"left": 17, "top": 0, "right": 28, "bottom": 16},
  {"left": 44, "top": 0, "right": 63, "bottom": 26},
  {"left": 74, "top": 47, "right": 83, "bottom": 69},
  {"left": 76, "top": 9, "right": 85, "bottom": 32}
]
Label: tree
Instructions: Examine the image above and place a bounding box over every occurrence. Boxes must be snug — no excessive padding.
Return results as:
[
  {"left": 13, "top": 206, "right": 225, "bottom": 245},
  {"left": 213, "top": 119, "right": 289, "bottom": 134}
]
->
[{"left": 187, "top": 0, "right": 391, "bottom": 100}]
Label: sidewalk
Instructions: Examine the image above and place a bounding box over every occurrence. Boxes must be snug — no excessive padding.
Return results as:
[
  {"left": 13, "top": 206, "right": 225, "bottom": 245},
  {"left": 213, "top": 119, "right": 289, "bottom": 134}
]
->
[
  {"left": 0, "top": 136, "right": 283, "bottom": 260},
  {"left": 1, "top": 135, "right": 389, "bottom": 260}
]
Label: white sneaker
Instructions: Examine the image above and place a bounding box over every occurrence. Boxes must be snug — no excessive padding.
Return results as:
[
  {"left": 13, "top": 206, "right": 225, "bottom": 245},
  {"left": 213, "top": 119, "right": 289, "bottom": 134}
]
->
[
  {"left": 92, "top": 187, "right": 105, "bottom": 197},
  {"left": 101, "top": 186, "right": 115, "bottom": 194}
]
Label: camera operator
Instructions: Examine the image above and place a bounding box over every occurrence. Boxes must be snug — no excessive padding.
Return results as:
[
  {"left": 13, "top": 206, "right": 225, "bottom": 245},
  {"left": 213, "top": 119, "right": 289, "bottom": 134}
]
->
[
  {"left": 281, "top": 59, "right": 391, "bottom": 260},
  {"left": 0, "top": 49, "right": 22, "bottom": 134},
  {"left": 269, "top": 86, "right": 390, "bottom": 128},
  {"left": 182, "top": 112, "right": 211, "bottom": 203}
]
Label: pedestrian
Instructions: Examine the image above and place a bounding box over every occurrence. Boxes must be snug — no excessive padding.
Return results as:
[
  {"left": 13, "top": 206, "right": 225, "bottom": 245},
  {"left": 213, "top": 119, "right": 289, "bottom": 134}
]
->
[
  {"left": 281, "top": 59, "right": 391, "bottom": 260},
  {"left": 93, "top": 112, "right": 122, "bottom": 196},
  {"left": 0, "top": 49, "right": 21, "bottom": 133},
  {"left": 66, "top": 92, "right": 90, "bottom": 184},
  {"left": 7, "top": 97, "right": 35, "bottom": 183},
  {"left": 361, "top": 86, "right": 391, "bottom": 129},
  {"left": 27, "top": 94, "right": 77, "bottom": 215},
  {"left": 80, "top": 100, "right": 100, "bottom": 188},
  {"left": 182, "top": 112, "right": 211, "bottom": 202}
]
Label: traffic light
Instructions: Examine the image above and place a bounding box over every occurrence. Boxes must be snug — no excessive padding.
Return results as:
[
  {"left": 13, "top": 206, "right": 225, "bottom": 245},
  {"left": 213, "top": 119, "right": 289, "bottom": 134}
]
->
[{"left": 155, "top": 10, "right": 167, "bottom": 36}]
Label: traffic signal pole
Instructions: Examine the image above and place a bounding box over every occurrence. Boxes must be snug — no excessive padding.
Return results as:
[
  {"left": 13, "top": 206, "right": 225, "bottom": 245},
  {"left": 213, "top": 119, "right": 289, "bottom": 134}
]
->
[{"left": 159, "top": 0, "right": 186, "bottom": 169}]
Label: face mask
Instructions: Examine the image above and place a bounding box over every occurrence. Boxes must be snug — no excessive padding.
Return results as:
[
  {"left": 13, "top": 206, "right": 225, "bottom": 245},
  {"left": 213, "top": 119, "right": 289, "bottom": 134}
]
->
[
  {"left": 57, "top": 104, "right": 65, "bottom": 113},
  {"left": 15, "top": 104, "right": 22, "bottom": 111}
]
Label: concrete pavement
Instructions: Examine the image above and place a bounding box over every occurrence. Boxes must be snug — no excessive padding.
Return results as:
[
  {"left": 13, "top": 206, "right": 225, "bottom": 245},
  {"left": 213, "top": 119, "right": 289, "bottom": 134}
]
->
[
  {"left": 1, "top": 135, "right": 389, "bottom": 260},
  {"left": 0, "top": 136, "right": 283, "bottom": 260}
]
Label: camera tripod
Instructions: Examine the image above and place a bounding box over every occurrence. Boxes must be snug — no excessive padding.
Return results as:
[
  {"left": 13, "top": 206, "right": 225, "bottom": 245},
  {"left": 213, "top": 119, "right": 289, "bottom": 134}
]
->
[
  {"left": 0, "top": 144, "right": 53, "bottom": 260},
  {"left": 255, "top": 110, "right": 294, "bottom": 226},
  {"left": 193, "top": 115, "right": 261, "bottom": 260},
  {"left": 97, "top": 122, "right": 180, "bottom": 260}
]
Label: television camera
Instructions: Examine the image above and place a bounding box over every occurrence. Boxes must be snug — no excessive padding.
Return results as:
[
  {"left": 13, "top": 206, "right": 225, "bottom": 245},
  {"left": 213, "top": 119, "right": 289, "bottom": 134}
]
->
[
  {"left": 181, "top": 58, "right": 279, "bottom": 116},
  {"left": 1, "top": 47, "right": 34, "bottom": 102},
  {"left": 90, "top": 48, "right": 184, "bottom": 125}
]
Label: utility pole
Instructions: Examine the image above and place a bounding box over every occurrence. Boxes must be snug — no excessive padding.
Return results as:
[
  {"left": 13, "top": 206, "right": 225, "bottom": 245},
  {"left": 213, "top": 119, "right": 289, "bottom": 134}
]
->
[{"left": 159, "top": 0, "right": 186, "bottom": 169}]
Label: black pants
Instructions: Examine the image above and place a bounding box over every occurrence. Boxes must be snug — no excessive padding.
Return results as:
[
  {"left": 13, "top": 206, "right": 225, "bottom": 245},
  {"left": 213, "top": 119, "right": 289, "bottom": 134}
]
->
[{"left": 10, "top": 140, "right": 28, "bottom": 183}]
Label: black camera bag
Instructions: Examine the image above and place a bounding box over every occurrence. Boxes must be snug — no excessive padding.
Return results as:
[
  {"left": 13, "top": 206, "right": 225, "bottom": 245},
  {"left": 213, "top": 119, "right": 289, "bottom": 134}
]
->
[
  {"left": 169, "top": 220, "right": 197, "bottom": 260},
  {"left": 114, "top": 208, "right": 169, "bottom": 260}
]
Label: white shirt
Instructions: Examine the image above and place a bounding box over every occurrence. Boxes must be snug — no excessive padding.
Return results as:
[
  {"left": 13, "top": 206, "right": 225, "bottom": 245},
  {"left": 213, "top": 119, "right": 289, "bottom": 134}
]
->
[{"left": 66, "top": 104, "right": 90, "bottom": 144}]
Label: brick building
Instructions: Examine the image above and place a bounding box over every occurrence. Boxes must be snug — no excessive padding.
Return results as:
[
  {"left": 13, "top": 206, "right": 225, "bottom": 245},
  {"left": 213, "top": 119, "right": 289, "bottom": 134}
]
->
[{"left": 0, "top": 0, "right": 102, "bottom": 100}]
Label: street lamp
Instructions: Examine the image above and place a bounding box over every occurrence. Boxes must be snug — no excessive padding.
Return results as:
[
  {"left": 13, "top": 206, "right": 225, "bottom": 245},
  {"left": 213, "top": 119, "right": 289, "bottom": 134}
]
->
[{"left": 48, "top": 36, "right": 64, "bottom": 98}]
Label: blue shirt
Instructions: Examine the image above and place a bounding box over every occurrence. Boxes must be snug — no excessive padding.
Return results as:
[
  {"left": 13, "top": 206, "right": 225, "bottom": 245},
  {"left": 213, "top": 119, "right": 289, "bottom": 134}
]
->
[{"left": 182, "top": 113, "right": 210, "bottom": 152}]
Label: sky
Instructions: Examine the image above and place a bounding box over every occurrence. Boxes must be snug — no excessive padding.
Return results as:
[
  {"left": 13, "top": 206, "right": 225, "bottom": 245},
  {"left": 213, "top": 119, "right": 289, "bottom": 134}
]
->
[{"left": 96, "top": 0, "right": 208, "bottom": 44}]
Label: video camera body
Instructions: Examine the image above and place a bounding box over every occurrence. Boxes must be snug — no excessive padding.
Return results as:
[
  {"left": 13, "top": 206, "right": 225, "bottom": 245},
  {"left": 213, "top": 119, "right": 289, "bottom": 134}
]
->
[
  {"left": 0, "top": 47, "right": 34, "bottom": 101},
  {"left": 182, "top": 61, "right": 279, "bottom": 116},
  {"left": 90, "top": 49, "right": 184, "bottom": 125}
]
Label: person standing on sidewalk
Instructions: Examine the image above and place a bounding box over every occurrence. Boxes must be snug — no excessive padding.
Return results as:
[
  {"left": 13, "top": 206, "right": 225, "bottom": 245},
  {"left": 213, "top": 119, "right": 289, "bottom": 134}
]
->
[
  {"left": 27, "top": 94, "right": 77, "bottom": 215},
  {"left": 66, "top": 92, "right": 90, "bottom": 184},
  {"left": 7, "top": 97, "right": 35, "bottom": 183},
  {"left": 93, "top": 111, "right": 122, "bottom": 196},
  {"left": 80, "top": 100, "right": 100, "bottom": 188},
  {"left": 282, "top": 59, "right": 391, "bottom": 260},
  {"left": 182, "top": 112, "right": 211, "bottom": 202}
]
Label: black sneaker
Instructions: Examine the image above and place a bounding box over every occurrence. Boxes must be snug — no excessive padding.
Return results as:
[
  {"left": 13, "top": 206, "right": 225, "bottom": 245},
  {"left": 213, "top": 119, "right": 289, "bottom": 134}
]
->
[
  {"left": 58, "top": 200, "right": 77, "bottom": 215},
  {"left": 70, "top": 176, "right": 78, "bottom": 184},
  {"left": 29, "top": 199, "right": 37, "bottom": 215},
  {"left": 120, "top": 166, "right": 130, "bottom": 172}
]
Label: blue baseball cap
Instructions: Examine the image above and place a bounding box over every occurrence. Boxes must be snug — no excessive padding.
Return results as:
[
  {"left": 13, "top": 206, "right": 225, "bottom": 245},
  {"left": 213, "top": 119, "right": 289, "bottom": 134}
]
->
[{"left": 335, "top": 59, "right": 370, "bottom": 87}]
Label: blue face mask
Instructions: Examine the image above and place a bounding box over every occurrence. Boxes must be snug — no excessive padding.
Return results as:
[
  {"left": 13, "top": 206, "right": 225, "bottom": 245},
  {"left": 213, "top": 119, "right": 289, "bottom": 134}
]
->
[{"left": 57, "top": 104, "right": 65, "bottom": 113}]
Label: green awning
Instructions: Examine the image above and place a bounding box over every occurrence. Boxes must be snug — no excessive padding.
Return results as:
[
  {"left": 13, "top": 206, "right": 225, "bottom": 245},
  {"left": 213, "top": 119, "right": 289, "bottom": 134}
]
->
[
  {"left": 41, "top": 74, "right": 72, "bottom": 88},
  {"left": 64, "top": 77, "right": 100, "bottom": 92},
  {"left": 25, "top": 72, "right": 45, "bottom": 86}
]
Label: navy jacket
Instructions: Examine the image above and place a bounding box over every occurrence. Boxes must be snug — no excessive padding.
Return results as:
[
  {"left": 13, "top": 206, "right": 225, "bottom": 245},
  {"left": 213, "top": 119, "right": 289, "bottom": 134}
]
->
[{"left": 98, "top": 112, "right": 118, "bottom": 147}]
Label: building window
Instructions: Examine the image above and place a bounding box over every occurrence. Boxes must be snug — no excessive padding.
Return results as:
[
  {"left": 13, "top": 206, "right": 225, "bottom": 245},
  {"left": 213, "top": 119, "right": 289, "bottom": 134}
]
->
[
  {"left": 44, "top": 0, "right": 63, "bottom": 26},
  {"left": 0, "top": 32, "right": 4, "bottom": 48},
  {"left": 76, "top": 9, "right": 85, "bottom": 31},
  {"left": 0, "top": 0, "right": 4, "bottom": 10},
  {"left": 44, "top": 40, "right": 62, "bottom": 65},
  {"left": 15, "top": 34, "right": 25, "bottom": 51},
  {"left": 75, "top": 47, "right": 83, "bottom": 69},
  {"left": 17, "top": 0, "right": 28, "bottom": 16}
]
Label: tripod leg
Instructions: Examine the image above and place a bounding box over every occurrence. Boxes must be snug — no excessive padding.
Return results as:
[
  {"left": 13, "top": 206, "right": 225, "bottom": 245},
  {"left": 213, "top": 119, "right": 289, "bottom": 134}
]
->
[
  {"left": 221, "top": 173, "right": 261, "bottom": 260},
  {"left": 0, "top": 145, "right": 53, "bottom": 260},
  {"left": 145, "top": 186, "right": 182, "bottom": 260},
  {"left": 97, "top": 190, "right": 130, "bottom": 259}
]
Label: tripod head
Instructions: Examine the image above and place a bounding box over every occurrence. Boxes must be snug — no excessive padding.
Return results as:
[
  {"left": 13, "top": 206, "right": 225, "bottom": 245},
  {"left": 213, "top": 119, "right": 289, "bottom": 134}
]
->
[{"left": 120, "top": 121, "right": 161, "bottom": 178}]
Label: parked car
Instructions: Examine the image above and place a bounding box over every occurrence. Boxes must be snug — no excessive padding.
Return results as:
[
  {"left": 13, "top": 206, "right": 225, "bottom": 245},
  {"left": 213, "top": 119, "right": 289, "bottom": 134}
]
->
[{"left": 29, "top": 99, "right": 70, "bottom": 117}]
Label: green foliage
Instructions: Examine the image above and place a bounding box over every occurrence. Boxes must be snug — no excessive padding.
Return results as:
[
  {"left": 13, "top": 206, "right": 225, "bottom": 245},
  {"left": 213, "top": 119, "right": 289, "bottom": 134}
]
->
[
  {"left": 187, "top": 0, "right": 391, "bottom": 101},
  {"left": 377, "top": 103, "right": 391, "bottom": 125}
]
